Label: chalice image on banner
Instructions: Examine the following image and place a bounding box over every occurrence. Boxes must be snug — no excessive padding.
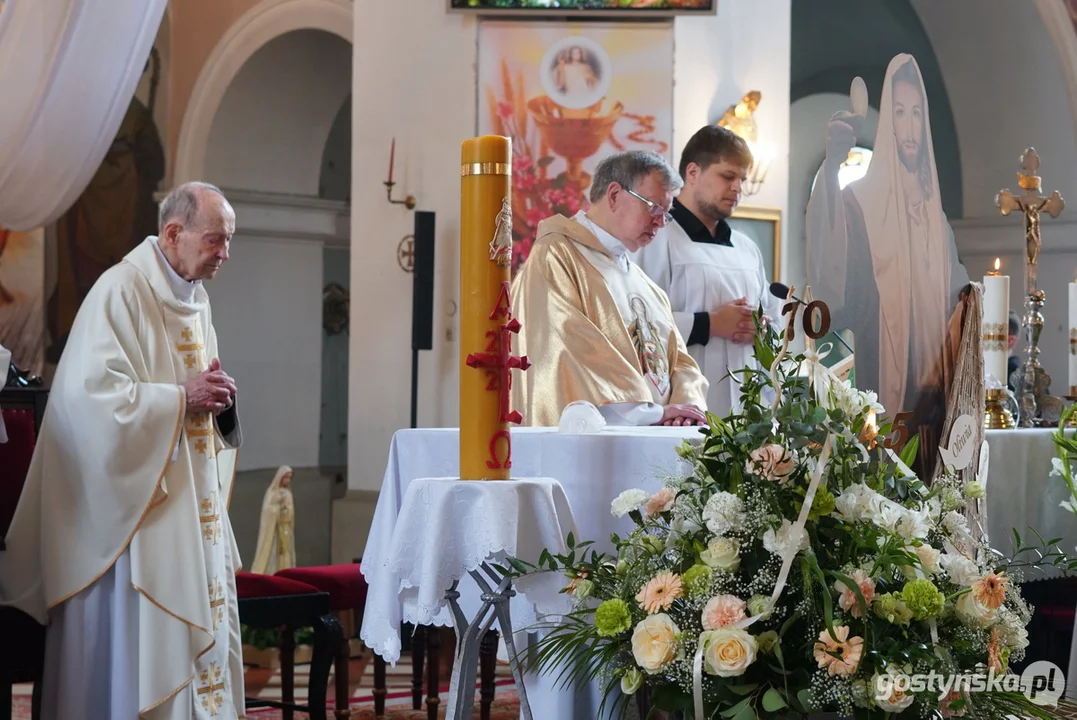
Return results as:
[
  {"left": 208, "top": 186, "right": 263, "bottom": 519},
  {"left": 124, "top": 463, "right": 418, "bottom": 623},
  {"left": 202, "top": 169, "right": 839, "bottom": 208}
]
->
[{"left": 479, "top": 24, "right": 673, "bottom": 274}]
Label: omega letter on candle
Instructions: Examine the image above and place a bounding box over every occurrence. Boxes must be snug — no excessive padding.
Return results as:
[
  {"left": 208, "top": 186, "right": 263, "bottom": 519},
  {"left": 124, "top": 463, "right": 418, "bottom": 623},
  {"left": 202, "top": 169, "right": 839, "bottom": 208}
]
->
[{"left": 459, "top": 136, "right": 530, "bottom": 480}]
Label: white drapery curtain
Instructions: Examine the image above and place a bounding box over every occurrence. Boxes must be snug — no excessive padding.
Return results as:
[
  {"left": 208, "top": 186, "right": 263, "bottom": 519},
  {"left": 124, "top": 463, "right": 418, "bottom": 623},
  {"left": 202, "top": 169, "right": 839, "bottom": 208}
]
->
[{"left": 0, "top": 0, "right": 166, "bottom": 231}]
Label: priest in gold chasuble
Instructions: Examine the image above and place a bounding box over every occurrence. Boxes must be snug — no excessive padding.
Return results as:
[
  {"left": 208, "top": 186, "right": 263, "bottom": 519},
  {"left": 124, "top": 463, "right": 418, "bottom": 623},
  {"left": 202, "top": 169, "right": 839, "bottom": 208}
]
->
[
  {"left": 0, "top": 183, "right": 246, "bottom": 719},
  {"left": 511, "top": 151, "right": 708, "bottom": 427}
]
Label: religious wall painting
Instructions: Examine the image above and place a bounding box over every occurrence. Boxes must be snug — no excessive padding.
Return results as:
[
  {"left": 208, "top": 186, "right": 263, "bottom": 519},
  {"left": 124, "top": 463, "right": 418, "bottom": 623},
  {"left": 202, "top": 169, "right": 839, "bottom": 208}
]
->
[
  {"left": 727, "top": 205, "right": 780, "bottom": 283},
  {"left": 477, "top": 21, "right": 674, "bottom": 274},
  {"left": 0, "top": 226, "right": 46, "bottom": 374},
  {"left": 48, "top": 51, "right": 165, "bottom": 363}
]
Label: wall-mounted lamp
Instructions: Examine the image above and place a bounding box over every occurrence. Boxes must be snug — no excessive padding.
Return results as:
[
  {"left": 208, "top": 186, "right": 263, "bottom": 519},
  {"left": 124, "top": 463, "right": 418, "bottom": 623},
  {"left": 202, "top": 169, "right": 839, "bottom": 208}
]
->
[
  {"left": 386, "top": 138, "right": 417, "bottom": 210},
  {"left": 717, "top": 91, "right": 772, "bottom": 197}
]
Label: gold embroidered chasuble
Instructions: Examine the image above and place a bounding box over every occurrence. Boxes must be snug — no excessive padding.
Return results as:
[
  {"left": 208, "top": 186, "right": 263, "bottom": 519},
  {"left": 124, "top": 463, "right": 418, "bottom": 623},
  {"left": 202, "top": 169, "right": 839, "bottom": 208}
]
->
[
  {"left": 0, "top": 238, "right": 245, "bottom": 718},
  {"left": 510, "top": 214, "right": 708, "bottom": 426}
]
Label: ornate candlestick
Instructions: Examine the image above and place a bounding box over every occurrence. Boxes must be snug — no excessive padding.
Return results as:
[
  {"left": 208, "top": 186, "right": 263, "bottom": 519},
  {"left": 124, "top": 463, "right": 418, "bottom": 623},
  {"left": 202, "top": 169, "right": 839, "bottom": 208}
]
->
[{"left": 996, "top": 148, "right": 1065, "bottom": 426}]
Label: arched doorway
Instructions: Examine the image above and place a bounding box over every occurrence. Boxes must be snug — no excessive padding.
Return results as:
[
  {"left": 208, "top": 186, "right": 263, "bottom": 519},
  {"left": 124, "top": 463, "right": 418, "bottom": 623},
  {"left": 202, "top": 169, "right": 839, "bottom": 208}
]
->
[{"left": 196, "top": 26, "right": 352, "bottom": 478}]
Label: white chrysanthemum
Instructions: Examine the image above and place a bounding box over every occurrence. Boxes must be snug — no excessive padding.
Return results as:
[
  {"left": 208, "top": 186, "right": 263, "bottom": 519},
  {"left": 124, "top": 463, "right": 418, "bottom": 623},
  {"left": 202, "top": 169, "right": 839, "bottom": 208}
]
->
[
  {"left": 942, "top": 510, "right": 970, "bottom": 538},
  {"left": 702, "top": 492, "right": 747, "bottom": 536},
  {"left": 762, "top": 519, "right": 809, "bottom": 560},
  {"left": 996, "top": 608, "right": 1030, "bottom": 651},
  {"left": 611, "top": 489, "right": 650, "bottom": 518},
  {"left": 939, "top": 552, "right": 979, "bottom": 586}
]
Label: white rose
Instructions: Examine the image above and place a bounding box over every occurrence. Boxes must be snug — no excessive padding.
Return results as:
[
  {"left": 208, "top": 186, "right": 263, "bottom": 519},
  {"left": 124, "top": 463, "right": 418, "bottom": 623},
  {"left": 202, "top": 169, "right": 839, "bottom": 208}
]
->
[
  {"left": 873, "top": 666, "right": 915, "bottom": 713},
  {"left": 630, "top": 614, "right": 680, "bottom": 674},
  {"left": 699, "top": 627, "right": 758, "bottom": 678},
  {"left": 940, "top": 553, "right": 979, "bottom": 586},
  {"left": 700, "top": 536, "right": 741, "bottom": 571},
  {"left": 956, "top": 591, "right": 998, "bottom": 628},
  {"left": 620, "top": 667, "right": 643, "bottom": 695},
  {"left": 905, "top": 544, "right": 940, "bottom": 578},
  {"left": 964, "top": 481, "right": 986, "bottom": 499},
  {"left": 611, "top": 489, "right": 651, "bottom": 518}
]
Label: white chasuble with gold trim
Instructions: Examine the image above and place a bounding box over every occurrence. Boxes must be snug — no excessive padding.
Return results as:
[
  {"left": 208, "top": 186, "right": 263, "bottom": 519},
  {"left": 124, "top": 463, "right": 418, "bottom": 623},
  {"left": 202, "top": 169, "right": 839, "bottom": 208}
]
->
[
  {"left": 576, "top": 244, "right": 675, "bottom": 406},
  {"left": 0, "top": 237, "right": 244, "bottom": 719}
]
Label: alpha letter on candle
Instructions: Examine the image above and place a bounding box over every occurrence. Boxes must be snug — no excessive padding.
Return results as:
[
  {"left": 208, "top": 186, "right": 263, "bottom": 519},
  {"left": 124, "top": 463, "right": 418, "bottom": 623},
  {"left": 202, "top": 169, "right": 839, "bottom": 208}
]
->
[
  {"left": 982, "top": 258, "right": 1009, "bottom": 386},
  {"left": 460, "top": 136, "right": 528, "bottom": 480}
]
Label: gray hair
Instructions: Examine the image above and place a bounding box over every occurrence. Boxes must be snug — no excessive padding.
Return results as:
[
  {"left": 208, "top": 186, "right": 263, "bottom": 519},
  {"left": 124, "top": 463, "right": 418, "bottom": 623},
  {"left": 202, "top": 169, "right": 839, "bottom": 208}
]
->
[
  {"left": 158, "top": 181, "right": 226, "bottom": 232},
  {"left": 589, "top": 150, "right": 683, "bottom": 204}
]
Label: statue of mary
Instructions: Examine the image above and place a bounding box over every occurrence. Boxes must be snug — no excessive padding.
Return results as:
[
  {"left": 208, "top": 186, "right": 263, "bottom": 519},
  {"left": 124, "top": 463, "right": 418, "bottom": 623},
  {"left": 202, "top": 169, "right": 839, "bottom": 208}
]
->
[{"left": 251, "top": 465, "right": 296, "bottom": 574}]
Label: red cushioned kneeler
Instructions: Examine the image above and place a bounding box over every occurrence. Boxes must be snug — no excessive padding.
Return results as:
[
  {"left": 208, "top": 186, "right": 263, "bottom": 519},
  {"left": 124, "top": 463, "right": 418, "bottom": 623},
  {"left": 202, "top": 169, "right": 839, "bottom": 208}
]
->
[
  {"left": 275, "top": 564, "right": 367, "bottom": 611},
  {"left": 236, "top": 571, "right": 320, "bottom": 599}
]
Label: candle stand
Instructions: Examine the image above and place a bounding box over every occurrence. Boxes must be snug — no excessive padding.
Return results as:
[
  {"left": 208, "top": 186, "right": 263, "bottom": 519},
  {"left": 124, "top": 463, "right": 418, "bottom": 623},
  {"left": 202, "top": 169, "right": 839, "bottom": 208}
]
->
[{"left": 984, "top": 388, "right": 1015, "bottom": 429}]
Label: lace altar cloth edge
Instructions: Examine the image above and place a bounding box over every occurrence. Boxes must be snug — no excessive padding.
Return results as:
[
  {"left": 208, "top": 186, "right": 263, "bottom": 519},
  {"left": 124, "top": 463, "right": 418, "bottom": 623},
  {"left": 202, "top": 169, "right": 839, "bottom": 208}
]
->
[{"left": 360, "top": 476, "right": 579, "bottom": 664}]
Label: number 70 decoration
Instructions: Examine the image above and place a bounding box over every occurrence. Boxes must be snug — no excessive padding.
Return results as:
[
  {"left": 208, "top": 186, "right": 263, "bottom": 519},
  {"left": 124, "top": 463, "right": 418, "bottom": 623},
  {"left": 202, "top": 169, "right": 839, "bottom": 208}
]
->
[{"left": 777, "top": 292, "right": 912, "bottom": 453}]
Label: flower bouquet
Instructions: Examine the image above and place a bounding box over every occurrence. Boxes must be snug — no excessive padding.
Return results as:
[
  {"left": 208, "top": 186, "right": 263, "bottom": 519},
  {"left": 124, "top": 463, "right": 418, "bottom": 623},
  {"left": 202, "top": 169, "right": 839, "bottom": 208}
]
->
[{"left": 505, "top": 312, "right": 1069, "bottom": 719}]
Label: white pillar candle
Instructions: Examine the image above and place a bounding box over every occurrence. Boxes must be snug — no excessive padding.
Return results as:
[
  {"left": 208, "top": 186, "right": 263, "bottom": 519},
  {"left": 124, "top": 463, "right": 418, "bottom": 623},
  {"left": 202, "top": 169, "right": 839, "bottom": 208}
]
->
[
  {"left": 982, "top": 259, "right": 1009, "bottom": 386},
  {"left": 1069, "top": 281, "right": 1077, "bottom": 393}
]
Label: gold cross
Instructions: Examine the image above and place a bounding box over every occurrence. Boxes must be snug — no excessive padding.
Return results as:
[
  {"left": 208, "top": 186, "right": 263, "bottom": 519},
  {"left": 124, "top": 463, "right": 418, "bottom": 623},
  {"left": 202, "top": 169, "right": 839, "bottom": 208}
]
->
[
  {"left": 185, "top": 353, "right": 197, "bottom": 370},
  {"left": 197, "top": 663, "right": 225, "bottom": 716},
  {"left": 195, "top": 438, "right": 208, "bottom": 455},
  {"left": 200, "top": 493, "right": 221, "bottom": 545},
  {"left": 182, "top": 327, "right": 194, "bottom": 343},
  {"left": 208, "top": 578, "right": 225, "bottom": 631}
]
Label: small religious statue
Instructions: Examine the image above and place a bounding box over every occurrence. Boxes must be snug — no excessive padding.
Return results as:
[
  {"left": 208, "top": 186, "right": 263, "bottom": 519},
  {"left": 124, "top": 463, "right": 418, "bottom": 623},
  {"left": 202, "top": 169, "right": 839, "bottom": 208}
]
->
[
  {"left": 996, "top": 147, "right": 1066, "bottom": 426},
  {"left": 717, "top": 91, "right": 762, "bottom": 143},
  {"left": 250, "top": 465, "right": 296, "bottom": 574},
  {"left": 489, "top": 197, "right": 513, "bottom": 267}
]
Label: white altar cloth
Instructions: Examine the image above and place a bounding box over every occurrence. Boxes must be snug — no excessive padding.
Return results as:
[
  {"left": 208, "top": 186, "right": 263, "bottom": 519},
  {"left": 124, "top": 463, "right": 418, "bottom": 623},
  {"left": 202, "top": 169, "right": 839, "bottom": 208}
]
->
[
  {"left": 983, "top": 428, "right": 1077, "bottom": 581},
  {"left": 359, "top": 475, "right": 578, "bottom": 665}
]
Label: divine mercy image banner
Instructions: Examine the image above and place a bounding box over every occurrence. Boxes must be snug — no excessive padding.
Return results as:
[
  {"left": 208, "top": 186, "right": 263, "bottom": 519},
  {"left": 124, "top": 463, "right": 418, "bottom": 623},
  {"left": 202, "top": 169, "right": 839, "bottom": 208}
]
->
[{"left": 477, "top": 21, "right": 674, "bottom": 274}]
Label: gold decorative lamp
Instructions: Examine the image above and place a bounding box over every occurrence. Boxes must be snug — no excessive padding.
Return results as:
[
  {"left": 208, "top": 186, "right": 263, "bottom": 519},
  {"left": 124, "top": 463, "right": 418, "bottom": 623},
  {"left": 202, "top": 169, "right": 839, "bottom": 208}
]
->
[{"left": 717, "top": 91, "right": 772, "bottom": 196}]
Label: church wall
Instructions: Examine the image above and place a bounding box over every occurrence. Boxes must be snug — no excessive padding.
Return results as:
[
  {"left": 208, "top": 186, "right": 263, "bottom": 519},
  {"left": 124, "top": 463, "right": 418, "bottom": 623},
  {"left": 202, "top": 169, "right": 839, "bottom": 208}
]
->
[
  {"left": 913, "top": 0, "right": 1077, "bottom": 397},
  {"left": 167, "top": 0, "right": 262, "bottom": 176},
  {"left": 346, "top": 1, "right": 792, "bottom": 492}
]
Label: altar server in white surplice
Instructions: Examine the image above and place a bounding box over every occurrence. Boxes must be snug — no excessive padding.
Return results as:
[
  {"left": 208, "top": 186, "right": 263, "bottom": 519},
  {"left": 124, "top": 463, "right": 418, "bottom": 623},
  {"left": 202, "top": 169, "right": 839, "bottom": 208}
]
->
[
  {"left": 0, "top": 182, "right": 246, "bottom": 720},
  {"left": 632, "top": 125, "right": 780, "bottom": 418}
]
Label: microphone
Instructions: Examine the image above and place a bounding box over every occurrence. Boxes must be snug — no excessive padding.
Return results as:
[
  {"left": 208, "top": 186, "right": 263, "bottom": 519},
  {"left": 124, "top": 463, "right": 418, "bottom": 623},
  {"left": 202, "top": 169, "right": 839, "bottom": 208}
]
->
[{"left": 768, "top": 283, "right": 854, "bottom": 356}]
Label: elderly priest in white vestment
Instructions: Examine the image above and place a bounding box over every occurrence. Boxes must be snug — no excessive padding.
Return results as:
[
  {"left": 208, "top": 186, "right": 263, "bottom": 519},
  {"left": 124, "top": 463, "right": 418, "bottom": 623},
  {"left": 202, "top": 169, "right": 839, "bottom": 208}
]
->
[
  {"left": 0, "top": 182, "right": 246, "bottom": 719},
  {"left": 632, "top": 125, "right": 780, "bottom": 418}
]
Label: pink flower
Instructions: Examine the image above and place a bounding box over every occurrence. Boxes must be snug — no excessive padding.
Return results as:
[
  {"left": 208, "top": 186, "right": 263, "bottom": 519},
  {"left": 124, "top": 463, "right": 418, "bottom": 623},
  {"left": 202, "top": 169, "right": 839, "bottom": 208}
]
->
[
  {"left": 834, "top": 569, "right": 875, "bottom": 618},
  {"left": 636, "top": 571, "right": 683, "bottom": 614},
  {"left": 745, "top": 444, "right": 795, "bottom": 483},
  {"left": 643, "top": 488, "right": 676, "bottom": 518},
  {"left": 701, "top": 594, "right": 747, "bottom": 630}
]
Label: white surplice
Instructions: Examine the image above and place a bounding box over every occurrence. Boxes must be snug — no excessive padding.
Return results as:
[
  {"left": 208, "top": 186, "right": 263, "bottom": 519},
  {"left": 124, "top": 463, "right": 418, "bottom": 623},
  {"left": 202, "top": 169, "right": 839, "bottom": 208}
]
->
[
  {"left": 632, "top": 218, "right": 779, "bottom": 418},
  {"left": 0, "top": 236, "right": 245, "bottom": 719}
]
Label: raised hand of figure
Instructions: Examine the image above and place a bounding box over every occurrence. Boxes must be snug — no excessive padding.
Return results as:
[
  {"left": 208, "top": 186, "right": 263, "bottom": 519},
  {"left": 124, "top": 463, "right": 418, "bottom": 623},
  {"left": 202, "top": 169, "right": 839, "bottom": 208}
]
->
[
  {"left": 184, "top": 358, "right": 237, "bottom": 415},
  {"left": 710, "top": 298, "right": 757, "bottom": 344},
  {"left": 825, "top": 112, "right": 858, "bottom": 170},
  {"left": 655, "top": 404, "right": 706, "bottom": 427}
]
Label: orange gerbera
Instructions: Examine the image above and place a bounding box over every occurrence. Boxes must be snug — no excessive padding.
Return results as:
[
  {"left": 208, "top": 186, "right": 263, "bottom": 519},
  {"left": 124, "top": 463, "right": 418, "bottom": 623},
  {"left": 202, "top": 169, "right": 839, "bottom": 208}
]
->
[
  {"left": 812, "top": 625, "right": 864, "bottom": 677},
  {"left": 972, "top": 571, "right": 1008, "bottom": 610},
  {"left": 987, "top": 629, "right": 1003, "bottom": 673},
  {"left": 636, "top": 571, "right": 684, "bottom": 614}
]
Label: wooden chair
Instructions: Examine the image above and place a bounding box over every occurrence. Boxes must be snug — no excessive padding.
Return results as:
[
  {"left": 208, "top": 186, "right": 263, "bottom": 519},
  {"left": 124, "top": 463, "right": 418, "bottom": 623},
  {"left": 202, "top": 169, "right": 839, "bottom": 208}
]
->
[
  {"left": 236, "top": 571, "right": 342, "bottom": 720},
  {"left": 276, "top": 563, "right": 368, "bottom": 718}
]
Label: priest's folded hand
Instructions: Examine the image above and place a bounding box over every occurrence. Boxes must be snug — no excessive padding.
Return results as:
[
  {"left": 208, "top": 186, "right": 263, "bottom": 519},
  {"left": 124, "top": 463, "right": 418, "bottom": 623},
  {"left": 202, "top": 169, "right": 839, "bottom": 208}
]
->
[
  {"left": 710, "top": 298, "right": 757, "bottom": 344},
  {"left": 183, "top": 367, "right": 236, "bottom": 415},
  {"left": 655, "top": 403, "right": 706, "bottom": 427}
]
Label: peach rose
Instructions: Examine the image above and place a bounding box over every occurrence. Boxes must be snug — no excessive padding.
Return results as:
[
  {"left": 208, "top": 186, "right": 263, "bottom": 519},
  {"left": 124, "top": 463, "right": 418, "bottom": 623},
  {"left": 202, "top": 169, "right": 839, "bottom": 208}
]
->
[{"left": 745, "top": 444, "right": 795, "bottom": 483}]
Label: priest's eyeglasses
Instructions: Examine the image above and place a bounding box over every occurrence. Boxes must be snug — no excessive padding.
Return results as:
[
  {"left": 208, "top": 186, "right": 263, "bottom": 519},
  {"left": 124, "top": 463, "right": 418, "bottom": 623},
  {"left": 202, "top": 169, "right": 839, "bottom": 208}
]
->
[{"left": 623, "top": 187, "right": 674, "bottom": 225}]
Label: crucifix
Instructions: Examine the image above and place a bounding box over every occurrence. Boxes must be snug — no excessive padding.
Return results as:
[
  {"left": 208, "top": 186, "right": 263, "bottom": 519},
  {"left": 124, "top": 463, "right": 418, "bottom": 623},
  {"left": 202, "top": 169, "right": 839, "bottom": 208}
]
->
[{"left": 996, "top": 147, "right": 1066, "bottom": 426}]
